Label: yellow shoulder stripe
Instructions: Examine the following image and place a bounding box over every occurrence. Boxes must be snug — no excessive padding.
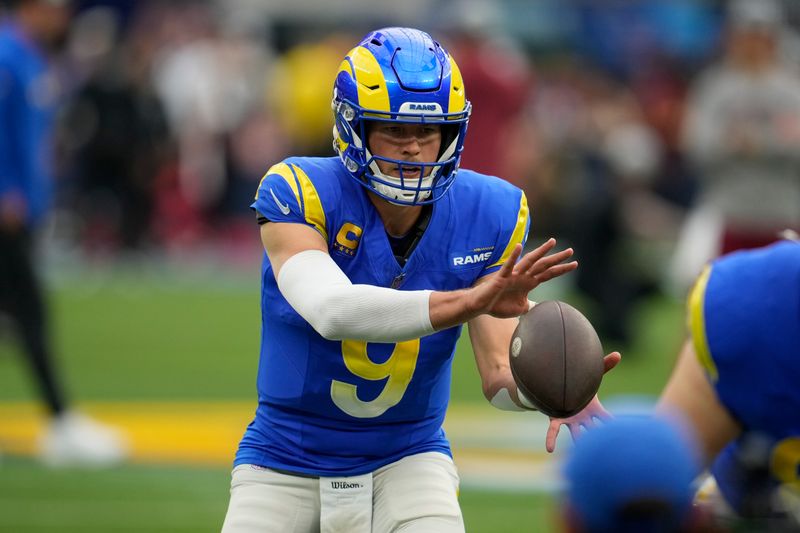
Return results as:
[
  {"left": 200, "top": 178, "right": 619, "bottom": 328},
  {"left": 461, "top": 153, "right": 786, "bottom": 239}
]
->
[
  {"left": 255, "top": 163, "right": 301, "bottom": 209},
  {"left": 688, "top": 265, "right": 718, "bottom": 381},
  {"left": 290, "top": 164, "right": 328, "bottom": 241},
  {"left": 254, "top": 163, "right": 327, "bottom": 241},
  {"left": 488, "top": 192, "right": 529, "bottom": 269}
]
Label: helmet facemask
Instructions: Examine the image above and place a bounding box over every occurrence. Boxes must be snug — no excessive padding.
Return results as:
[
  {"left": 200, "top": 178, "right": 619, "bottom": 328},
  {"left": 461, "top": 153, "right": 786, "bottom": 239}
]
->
[{"left": 333, "top": 97, "right": 470, "bottom": 205}]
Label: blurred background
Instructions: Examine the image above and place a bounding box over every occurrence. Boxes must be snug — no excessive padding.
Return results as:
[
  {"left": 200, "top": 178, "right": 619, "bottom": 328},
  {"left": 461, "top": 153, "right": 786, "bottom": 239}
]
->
[{"left": 0, "top": 0, "right": 798, "bottom": 531}]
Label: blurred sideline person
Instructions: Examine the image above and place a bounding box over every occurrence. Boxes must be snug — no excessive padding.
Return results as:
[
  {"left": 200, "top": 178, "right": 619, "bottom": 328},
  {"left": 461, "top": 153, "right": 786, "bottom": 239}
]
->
[
  {"left": 222, "top": 27, "right": 620, "bottom": 532},
  {"left": 658, "top": 239, "right": 800, "bottom": 529},
  {"left": 673, "top": 0, "right": 800, "bottom": 290},
  {"left": 0, "top": 0, "right": 126, "bottom": 465},
  {"left": 562, "top": 415, "right": 707, "bottom": 533}
]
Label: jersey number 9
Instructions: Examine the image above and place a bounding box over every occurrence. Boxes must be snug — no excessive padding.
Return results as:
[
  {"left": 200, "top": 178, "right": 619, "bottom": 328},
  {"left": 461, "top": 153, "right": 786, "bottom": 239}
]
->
[{"left": 330, "top": 339, "right": 420, "bottom": 418}]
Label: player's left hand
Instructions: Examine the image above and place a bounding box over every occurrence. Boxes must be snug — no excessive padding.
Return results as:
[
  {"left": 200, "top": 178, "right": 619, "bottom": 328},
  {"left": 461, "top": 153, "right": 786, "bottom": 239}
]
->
[
  {"left": 544, "top": 351, "right": 621, "bottom": 453},
  {"left": 474, "top": 239, "right": 577, "bottom": 319}
]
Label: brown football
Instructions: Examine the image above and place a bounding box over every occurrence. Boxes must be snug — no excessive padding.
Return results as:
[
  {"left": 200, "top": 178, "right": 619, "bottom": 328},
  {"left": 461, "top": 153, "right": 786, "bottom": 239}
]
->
[{"left": 509, "top": 300, "right": 604, "bottom": 418}]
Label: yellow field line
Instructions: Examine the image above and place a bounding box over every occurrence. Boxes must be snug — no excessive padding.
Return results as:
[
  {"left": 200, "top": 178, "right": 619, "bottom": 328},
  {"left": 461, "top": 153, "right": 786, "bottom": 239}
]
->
[
  {"left": 0, "top": 402, "right": 253, "bottom": 466},
  {"left": 0, "top": 402, "right": 556, "bottom": 469}
]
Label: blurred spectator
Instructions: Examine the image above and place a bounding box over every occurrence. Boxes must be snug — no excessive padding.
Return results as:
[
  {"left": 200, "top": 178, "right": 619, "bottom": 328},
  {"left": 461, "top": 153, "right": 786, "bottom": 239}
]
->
[
  {"left": 629, "top": 52, "right": 697, "bottom": 212},
  {"left": 61, "top": 5, "right": 169, "bottom": 254},
  {"left": 151, "top": 1, "right": 273, "bottom": 247},
  {"left": 574, "top": 0, "right": 719, "bottom": 81},
  {"left": 562, "top": 415, "right": 708, "bottom": 533},
  {"left": 269, "top": 33, "right": 351, "bottom": 156},
  {"left": 0, "top": 0, "right": 126, "bottom": 466},
  {"left": 440, "top": 1, "right": 535, "bottom": 187},
  {"left": 673, "top": 0, "right": 800, "bottom": 291},
  {"left": 532, "top": 62, "right": 667, "bottom": 345}
]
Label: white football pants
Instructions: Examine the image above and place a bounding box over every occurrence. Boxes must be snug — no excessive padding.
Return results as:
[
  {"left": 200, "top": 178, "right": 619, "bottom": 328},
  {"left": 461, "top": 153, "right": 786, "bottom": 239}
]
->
[{"left": 221, "top": 451, "right": 464, "bottom": 533}]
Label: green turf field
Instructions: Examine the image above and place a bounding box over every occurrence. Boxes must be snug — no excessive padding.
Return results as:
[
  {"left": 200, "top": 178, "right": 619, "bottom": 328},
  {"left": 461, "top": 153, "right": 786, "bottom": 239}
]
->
[
  {"left": 0, "top": 264, "right": 684, "bottom": 532},
  {"left": 0, "top": 456, "right": 556, "bottom": 532}
]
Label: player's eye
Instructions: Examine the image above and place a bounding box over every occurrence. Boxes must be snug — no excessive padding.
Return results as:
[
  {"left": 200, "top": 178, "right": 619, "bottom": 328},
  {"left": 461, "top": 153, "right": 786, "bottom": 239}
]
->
[{"left": 379, "top": 127, "right": 404, "bottom": 140}]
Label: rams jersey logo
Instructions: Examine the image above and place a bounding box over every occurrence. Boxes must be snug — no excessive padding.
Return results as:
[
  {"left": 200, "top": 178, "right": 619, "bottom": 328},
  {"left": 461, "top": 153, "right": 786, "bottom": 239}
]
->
[{"left": 450, "top": 247, "right": 494, "bottom": 267}]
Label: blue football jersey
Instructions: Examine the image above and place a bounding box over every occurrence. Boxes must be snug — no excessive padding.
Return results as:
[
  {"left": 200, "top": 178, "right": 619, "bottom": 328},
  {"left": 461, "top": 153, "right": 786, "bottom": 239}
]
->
[
  {"left": 235, "top": 156, "right": 530, "bottom": 476},
  {"left": 687, "top": 241, "right": 800, "bottom": 513}
]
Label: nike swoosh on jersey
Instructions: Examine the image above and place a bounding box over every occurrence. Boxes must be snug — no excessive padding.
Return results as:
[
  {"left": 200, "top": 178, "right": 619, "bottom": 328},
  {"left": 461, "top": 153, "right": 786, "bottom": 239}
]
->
[{"left": 270, "top": 188, "right": 291, "bottom": 215}]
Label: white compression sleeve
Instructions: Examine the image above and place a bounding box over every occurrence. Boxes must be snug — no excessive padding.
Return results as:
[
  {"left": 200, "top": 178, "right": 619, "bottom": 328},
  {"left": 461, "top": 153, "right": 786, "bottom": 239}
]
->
[{"left": 276, "top": 250, "right": 435, "bottom": 342}]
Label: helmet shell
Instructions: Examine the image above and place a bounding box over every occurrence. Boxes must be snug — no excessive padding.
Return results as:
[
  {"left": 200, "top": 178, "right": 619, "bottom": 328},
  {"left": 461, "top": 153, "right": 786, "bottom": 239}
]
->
[{"left": 332, "top": 27, "right": 471, "bottom": 205}]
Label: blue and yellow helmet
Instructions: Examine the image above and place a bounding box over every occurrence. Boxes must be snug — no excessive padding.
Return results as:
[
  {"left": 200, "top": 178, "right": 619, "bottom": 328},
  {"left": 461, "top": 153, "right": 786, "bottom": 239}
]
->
[{"left": 332, "top": 27, "right": 471, "bottom": 205}]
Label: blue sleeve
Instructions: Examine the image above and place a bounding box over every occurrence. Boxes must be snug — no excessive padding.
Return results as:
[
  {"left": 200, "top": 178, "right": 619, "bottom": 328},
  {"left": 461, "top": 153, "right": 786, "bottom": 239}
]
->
[{"left": 0, "top": 63, "right": 23, "bottom": 198}]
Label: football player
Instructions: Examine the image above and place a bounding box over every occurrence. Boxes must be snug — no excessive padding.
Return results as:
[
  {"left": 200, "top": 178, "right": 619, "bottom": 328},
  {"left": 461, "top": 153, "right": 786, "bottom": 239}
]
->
[
  {"left": 222, "top": 27, "right": 620, "bottom": 532},
  {"left": 658, "top": 239, "right": 800, "bottom": 528}
]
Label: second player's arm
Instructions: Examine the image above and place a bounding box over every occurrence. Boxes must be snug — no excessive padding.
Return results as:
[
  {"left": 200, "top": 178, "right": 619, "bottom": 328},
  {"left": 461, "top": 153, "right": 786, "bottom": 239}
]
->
[{"left": 656, "top": 340, "right": 741, "bottom": 467}]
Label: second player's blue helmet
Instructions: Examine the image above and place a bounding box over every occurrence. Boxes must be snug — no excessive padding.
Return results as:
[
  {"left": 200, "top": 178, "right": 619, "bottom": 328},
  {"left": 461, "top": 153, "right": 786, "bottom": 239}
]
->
[{"left": 332, "top": 27, "right": 471, "bottom": 205}]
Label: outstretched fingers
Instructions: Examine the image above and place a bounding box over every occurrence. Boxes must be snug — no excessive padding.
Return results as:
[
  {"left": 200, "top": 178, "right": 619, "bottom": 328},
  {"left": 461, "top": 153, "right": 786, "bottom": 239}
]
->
[
  {"left": 544, "top": 395, "right": 611, "bottom": 453},
  {"left": 603, "top": 351, "right": 622, "bottom": 374},
  {"left": 512, "top": 238, "right": 556, "bottom": 273},
  {"left": 498, "top": 244, "right": 523, "bottom": 279},
  {"left": 533, "top": 261, "right": 578, "bottom": 283},
  {"left": 545, "top": 421, "right": 561, "bottom": 453},
  {"left": 525, "top": 247, "right": 575, "bottom": 276},
  {"left": 545, "top": 419, "right": 582, "bottom": 453}
]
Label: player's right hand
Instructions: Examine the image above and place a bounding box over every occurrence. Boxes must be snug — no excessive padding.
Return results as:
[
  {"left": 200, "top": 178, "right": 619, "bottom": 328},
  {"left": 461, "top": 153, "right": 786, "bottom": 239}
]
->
[{"left": 544, "top": 351, "right": 621, "bottom": 453}]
